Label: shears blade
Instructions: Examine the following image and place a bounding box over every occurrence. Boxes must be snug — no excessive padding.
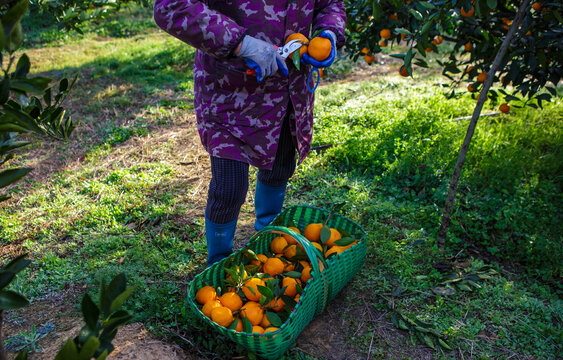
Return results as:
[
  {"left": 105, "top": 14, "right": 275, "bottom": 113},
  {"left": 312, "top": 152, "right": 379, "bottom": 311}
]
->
[{"left": 278, "top": 39, "right": 303, "bottom": 59}]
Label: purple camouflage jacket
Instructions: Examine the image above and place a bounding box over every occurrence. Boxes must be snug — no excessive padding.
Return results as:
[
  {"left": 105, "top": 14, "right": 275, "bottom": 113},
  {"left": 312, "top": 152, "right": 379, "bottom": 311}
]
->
[{"left": 153, "top": 0, "right": 346, "bottom": 169}]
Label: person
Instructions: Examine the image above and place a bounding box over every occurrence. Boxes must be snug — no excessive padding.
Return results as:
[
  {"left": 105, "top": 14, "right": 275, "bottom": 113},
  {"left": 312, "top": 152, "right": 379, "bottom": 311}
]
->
[{"left": 153, "top": 0, "right": 346, "bottom": 266}]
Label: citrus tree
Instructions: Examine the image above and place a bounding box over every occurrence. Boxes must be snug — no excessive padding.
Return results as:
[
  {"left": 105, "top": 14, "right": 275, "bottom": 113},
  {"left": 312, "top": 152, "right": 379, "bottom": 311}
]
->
[{"left": 344, "top": 0, "right": 561, "bottom": 249}]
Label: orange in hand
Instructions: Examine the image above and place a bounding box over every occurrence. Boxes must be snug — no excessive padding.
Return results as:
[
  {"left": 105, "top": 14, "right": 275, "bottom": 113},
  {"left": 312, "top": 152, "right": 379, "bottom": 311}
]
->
[
  {"left": 286, "top": 33, "right": 309, "bottom": 59},
  {"left": 307, "top": 37, "right": 332, "bottom": 61}
]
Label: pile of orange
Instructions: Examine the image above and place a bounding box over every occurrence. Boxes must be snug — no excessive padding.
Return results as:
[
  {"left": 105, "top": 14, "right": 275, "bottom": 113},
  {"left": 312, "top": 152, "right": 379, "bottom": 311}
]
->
[{"left": 195, "top": 222, "right": 359, "bottom": 333}]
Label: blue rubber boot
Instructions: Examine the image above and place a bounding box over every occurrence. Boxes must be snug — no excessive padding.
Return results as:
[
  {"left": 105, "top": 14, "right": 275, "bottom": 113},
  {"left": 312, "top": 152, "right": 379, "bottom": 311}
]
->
[
  {"left": 205, "top": 215, "right": 237, "bottom": 266},
  {"left": 254, "top": 179, "right": 287, "bottom": 231}
]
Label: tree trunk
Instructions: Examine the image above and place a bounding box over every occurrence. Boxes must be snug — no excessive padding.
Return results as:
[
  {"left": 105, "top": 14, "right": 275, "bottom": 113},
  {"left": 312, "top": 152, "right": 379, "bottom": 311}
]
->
[{"left": 437, "top": 0, "right": 532, "bottom": 251}]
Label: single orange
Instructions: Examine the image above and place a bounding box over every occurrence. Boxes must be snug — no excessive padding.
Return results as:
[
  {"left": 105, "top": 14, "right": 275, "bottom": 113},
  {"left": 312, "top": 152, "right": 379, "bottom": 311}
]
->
[
  {"left": 234, "top": 317, "right": 243, "bottom": 332},
  {"left": 301, "top": 266, "right": 312, "bottom": 283},
  {"left": 219, "top": 292, "right": 243, "bottom": 312},
  {"left": 399, "top": 65, "right": 411, "bottom": 77},
  {"left": 425, "top": 47, "right": 432, "bottom": 53},
  {"left": 250, "top": 254, "right": 268, "bottom": 268},
  {"left": 499, "top": 103, "right": 510, "bottom": 113},
  {"left": 380, "top": 28, "right": 391, "bottom": 39},
  {"left": 307, "top": 36, "right": 332, "bottom": 61},
  {"left": 260, "top": 312, "right": 272, "bottom": 327},
  {"left": 265, "top": 326, "right": 279, "bottom": 333},
  {"left": 283, "top": 244, "right": 297, "bottom": 259},
  {"left": 477, "top": 71, "right": 487, "bottom": 83},
  {"left": 283, "top": 227, "right": 300, "bottom": 244},
  {"left": 242, "top": 277, "right": 266, "bottom": 301},
  {"left": 361, "top": 47, "right": 370, "bottom": 55},
  {"left": 467, "top": 84, "right": 476, "bottom": 92},
  {"left": 271, "top": 236, "right": 288, "bottom": 254},
  {"left": 303, "top": 223, "right": 323, "bottom": 242},
  {"left": 379, "top": 40, "right": 387, "bottom": 48},
  {"left": 460, "top": 6, "right": 474, "bottom": 17},
  {"left": 389, "top": 13, "right": 399, "bottom": 20},
  {"left": 211, "top": 306, "right": 234, "bottom": 328},
  {"left": 282, "top": 277, "right": 301, "bottom": 297},
  {"left": 325, "top": 246, "right": 346, "bottom": 259},
  {"left": 241, "top": 301, "right": 264, "bottom": 325},
  {"left": 324, "top": 228, "right": 342, "bottom": 247},
  {"left": 202, "top": 300, "right": 221, "bottom": 318},
  {"left": 267, "top": 297, "right": 285, "bottom": 312},
  {"left": 532, "top": 2, "right": 541, "bottom": 11},
  {"left": 464, "top": 42, "right": 472, "bottom": 51},
  {"left": 196, "top": 286, "right": 217, "bottom": 305},
  {"left": 263, "top": 257, "right": 285, "bottom": 277},
  {"left": 252, "top": 325, "right": 265, "bottom": 334},
  {"left": 365, "top": 53, "right": 376, "bottom": 63},
  {"left": 312, "top": 242, "right": 323, "bottom": 253},
  {"left": 286, "top": 33, "right": 309, "bottom": 58}
]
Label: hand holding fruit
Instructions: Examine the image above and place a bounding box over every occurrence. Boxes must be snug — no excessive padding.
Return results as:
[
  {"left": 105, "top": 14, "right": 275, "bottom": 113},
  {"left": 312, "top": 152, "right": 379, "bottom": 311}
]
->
[{"left": 301, "top": 30, "right": 336, "bottom": 68}]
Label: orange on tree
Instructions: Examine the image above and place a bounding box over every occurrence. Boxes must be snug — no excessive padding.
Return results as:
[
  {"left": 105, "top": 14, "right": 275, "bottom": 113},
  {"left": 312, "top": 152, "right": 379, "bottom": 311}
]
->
[
  {"left": 464, "top": 42, "right": 472, "bottom": 51},
  {"left": 532, "top": 2, "right": 542, "bottom": 11},
  {"left": 307, "top": 36, "right": 332, "bottom": 61},
  {"left": 283, "top": 227, "right": 300, "bottom": 244},
  {"left": 202, "top": 299, "right": 222, "bottom": 318},
  {"left": 242, "top": 277, "right": 266, "bottom": 301},
  {"left": 499, "top": 103, "right": 510, "bottom": 113},
  {"left": 460, "top": 6, "right": 474, "bottom": 17},
  {"left": 379, "top": 40, "right": 387, "bottom": 48},
  {"left": 399, "top": 65, "right": 411, "bottom": 77},
  {"left": 252, "top": 325, "right": 265, "bottom": 334},
  {"left": 196, "top": 285, "right": 217, "bottom": 305},
  {"left": 270, "top": 236, "right": 288, "bottom": 254},
  {"left": 241, "top": 301, "right": 264, "bottom": 325},
  {"left": 477, "top": 71, "right": 487, "bottom": 83},
  {"left": 380, "top": 28, "right": 391, "bottom": 39},
  {"left": 389, "top": 13, "right": 398, "bottom": 20},
  {"left": 303, "top": 223, "right": 323, "bottom": 242},
  {"left": 467, "top": 84, "right": 476, "bottom": 92},
  {"left": 324, "top": 228, "right": 342, "bottom": 247},
  {"left": 425, "top": 47, "right": 432, "bottom": 53},
  {"left": 219, "top": 291, "right": 243, "bottom": 311},
  {"left": 476, "top": 92, "right": 488, "bottom": 101},
  {"left": 211, "top": 306, "right": 234, "bottom": 328},
  {"left": 263, "top": 257, "right": 285, "bottom": 276},
  {"left": 282, "top": 276, "right": 302, "bottom": 297},
  {"left": 365, "top": 53, "right": 376, "bottom": 63},
  {"left": 285, "top": 33, "right": 308, "bottom": 58},
  {"left": 360, "top": 47, "right": 370, "bottom": 55},
  {"left": 433, "top": 35, "right": 443, "bottom": 45}
]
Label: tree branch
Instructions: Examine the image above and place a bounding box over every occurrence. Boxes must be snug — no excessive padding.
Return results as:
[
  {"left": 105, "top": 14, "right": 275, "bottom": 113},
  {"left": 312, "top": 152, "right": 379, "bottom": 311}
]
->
[{"left": 437, "top": 0, "right": 532, "bottom": 251}]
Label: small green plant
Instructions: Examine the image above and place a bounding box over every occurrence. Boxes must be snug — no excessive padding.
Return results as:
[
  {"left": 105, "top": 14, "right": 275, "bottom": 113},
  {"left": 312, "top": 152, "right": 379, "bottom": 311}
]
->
[
  {"left": 0, "top": 254, "right": 30, "bottom": 360},
  {"left": 54, "top": 273, "right": 136, "bottom": 360}
]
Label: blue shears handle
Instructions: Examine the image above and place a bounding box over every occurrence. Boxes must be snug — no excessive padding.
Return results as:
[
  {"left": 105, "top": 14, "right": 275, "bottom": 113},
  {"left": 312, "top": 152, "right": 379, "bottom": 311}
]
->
[{"left": 307, "top": 67, "right": 320, "bottom": 93}]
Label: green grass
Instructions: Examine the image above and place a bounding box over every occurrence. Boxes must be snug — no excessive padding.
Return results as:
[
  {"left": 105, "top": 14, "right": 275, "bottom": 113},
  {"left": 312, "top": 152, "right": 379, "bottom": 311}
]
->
[{"left": 2, "top": 5, "right": 562, "bottom": 360}]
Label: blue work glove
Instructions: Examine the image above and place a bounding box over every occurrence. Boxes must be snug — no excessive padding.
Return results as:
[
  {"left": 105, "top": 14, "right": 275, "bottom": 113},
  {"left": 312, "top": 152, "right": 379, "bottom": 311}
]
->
[
  {"left": 301, "top": 30, "right": 337, "bottom": 68},
  {"left": 237, "top": 35, "right": 288, "bottom": 83}
]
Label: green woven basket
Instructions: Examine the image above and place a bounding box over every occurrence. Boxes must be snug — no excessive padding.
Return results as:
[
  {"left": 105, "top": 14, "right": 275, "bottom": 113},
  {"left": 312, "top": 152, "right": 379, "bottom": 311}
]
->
[{"left": 186, "top": 205, "right": 366, "bottom": 359}]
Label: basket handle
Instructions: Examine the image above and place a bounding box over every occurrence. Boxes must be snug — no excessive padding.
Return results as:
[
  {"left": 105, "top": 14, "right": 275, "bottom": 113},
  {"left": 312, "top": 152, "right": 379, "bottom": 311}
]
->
[{"left": 258, "top": 225, "right": 327, "bottom": 278}]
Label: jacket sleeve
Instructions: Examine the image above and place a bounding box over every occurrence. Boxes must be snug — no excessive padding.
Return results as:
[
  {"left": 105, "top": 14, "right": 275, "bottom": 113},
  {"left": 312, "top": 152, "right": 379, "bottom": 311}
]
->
[
  {"left": 312, "top": 0, "right": 347, "bottom": 49},
  {"left": 153, "top": 0, "right": 246, "bottom": 58}
]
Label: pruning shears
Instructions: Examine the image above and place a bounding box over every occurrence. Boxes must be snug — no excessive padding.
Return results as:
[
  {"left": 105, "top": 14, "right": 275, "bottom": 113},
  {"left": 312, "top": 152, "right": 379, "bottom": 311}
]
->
[{"left": 245, "top": 39, "right": 321, "bottom": 92}]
